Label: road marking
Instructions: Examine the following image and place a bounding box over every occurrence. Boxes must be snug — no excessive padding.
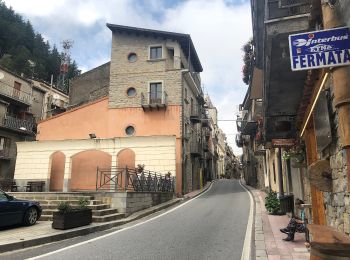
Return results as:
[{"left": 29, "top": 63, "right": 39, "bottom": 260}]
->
[
  {"left": 27, "top": 182, "right": 214, "bottom": 260},
  {"left": 239, "top": 180, "right": 253, "bottom": 260}
]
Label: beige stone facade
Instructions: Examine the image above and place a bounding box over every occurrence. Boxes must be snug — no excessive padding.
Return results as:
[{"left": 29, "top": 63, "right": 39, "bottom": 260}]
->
[{"left": 14, "top": 136, "right": 176, "bottom": 191}]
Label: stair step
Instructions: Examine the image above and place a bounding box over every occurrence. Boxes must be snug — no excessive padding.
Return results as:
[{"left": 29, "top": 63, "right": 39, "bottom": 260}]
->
[
  {"left": 40, "top": 204, "right": 110, "bottom": 210},
  {"left": 92, "top": 208, "right": 119, "bottom": 216},
  {"left": 92, "top": 213, "right": 125, "bottom": 223},
  {"left": 40, "top": 212, "right": 125, "bottom": 223}
]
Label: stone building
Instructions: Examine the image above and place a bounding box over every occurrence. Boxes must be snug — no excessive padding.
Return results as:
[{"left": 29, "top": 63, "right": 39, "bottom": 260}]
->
[
  {"left": 18, "top": 24, "right": 210, "bottom": 195},
  {"left": 243, "top": 0, "right": 350, "bottom": 238},
  {"left": 0, "top": 66, "right": 36, "bottom": 180}
]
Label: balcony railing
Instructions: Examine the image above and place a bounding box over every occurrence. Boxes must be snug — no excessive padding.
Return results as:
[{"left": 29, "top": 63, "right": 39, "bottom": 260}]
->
[
  {"left": 0, "top": 81, "right": 32, "bottom": 105},
  {"left": 2, "top": 115, "right": 36, "bottom": 134},
  {"left": 268, "top": 0, "right": 311, "bottom": 20},
  {"left": 141, "top": 91, "right": 168, "bottom": 110},
  {"left": 190, "top": 106, "right": 202, "bottom": 123},
  {"left": 190, "top": 141, "right": 203, "bottom": 157}
]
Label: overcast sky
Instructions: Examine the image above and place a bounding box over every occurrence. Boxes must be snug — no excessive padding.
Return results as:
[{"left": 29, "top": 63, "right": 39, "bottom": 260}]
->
[{"left": 4, "top": 0, "right": 252, "bottom": 155}]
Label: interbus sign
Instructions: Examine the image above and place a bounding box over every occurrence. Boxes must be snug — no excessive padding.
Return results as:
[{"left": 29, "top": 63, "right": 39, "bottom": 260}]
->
[{"left": 289, "top": 27, "right": 350, "bottom": 71}]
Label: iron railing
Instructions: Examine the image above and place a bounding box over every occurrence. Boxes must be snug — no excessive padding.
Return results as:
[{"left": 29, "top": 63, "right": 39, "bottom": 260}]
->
[
  {"left": 96, "top": 167, "right": 175, "bottom": 192},
  {"left": 0, "top": 81, "right": 32, "bottom": 105},
  {"left": 2, "top": 115, "right": 36, "bottom": 133},
  {"left": 268, "top": 0, "right": 310, "bottom": 20},
  {"left": 141, "top": 91, "right": 168, "bottom": 106}
]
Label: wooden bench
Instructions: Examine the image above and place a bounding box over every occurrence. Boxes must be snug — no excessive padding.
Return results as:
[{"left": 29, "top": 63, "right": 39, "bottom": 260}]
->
[
  {"left": 0, "top": 180, "right": 18, "bottom": 192},
  {"left": 25, "top": 181, "right": 45, "bottom": 192}
]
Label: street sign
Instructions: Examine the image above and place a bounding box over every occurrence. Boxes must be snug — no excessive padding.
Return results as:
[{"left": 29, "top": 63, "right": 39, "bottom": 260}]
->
[
  {"left": 289, "top": 27, "right": 350, "bottom": 71},
  {"left": 272, "top": 139, "right": 295, "bottom": 148}
]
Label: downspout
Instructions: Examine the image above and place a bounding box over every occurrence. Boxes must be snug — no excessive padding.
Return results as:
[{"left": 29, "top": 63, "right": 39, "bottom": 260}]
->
[
  {"left": 181, "top": 73, "right": 186, "bottom": 195},
  {"left": 277, "top": 148, "right": 284, "bottom": 197}
]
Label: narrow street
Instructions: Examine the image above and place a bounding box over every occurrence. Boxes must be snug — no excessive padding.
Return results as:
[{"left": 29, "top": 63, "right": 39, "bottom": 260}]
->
[{"left": 6, "top": 180, "right": 251, "bottom": 260}]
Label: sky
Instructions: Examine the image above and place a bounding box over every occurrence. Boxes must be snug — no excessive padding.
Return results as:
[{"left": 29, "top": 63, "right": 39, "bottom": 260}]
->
[{"left": 4, "top": 0, "right": 252, "bottom": 155}]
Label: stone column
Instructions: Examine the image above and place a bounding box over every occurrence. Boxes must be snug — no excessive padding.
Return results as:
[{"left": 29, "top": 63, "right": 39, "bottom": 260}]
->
[{"left": 63, "top": 157, "right": 71, "bottom": 192}]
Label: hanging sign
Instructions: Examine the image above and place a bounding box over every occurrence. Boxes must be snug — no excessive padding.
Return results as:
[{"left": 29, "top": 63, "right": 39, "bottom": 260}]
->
[
  {"left": 272, "top": 139, "right": 295, "bottom": 148},
  {"left": 289, "top": 27, "right": 350, "bottom": 71}
]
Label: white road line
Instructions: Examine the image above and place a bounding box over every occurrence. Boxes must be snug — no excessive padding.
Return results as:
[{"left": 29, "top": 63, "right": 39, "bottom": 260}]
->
[
  {"left": 239, "top": 180, "right": 254, "bottom": 260},
  {"left": 27, "top": 182, "right": 214, "bottom": 260}
]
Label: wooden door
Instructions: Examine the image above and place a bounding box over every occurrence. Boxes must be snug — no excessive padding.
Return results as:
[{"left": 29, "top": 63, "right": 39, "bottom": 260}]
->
[{"left": 305, "top": 120, "right": 326, "bottom": 225}]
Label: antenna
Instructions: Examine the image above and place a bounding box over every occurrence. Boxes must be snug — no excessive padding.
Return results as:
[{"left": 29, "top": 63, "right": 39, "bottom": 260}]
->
[{"left": 57, "top": 39, "right": 73, "bottom": 93}]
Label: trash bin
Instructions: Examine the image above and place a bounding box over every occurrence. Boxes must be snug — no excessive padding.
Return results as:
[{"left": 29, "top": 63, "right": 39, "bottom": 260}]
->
[{"left": 279, "top": 194, "right": 294, "bottom": 214}]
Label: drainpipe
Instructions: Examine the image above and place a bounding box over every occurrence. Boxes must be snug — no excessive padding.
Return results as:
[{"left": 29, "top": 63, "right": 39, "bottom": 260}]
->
[
  {"left": 321, "top": 1, "right": 350, "bottom": 148},
  {"left": 277, "top": 148, "right": 284, "bottom": 198}
]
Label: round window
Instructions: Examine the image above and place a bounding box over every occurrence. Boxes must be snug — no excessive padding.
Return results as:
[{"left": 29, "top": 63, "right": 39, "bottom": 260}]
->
[
  {"left": 127, "top": 87, "right": 136, "bottom": 97},
  {"left": 125, "top": 126, "right": 135, "bottom": 136},
  {"left": 128, "top": 53, "right": 137, "bottom": 62}
]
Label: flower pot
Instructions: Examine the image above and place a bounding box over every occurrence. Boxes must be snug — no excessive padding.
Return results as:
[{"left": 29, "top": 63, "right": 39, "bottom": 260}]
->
[{"left": 52, "top": 209, "right": 92, "bottom": 230}]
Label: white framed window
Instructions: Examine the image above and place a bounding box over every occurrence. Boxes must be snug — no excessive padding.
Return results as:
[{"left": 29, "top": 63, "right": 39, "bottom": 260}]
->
[{"left": 149, "top": 46, "right": 162, "bottom": 60}]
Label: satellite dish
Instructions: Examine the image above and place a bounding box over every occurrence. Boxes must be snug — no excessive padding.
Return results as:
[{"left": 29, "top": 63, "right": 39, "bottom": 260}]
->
[{"left": 0, "top": 72, "right": 4, "bottom": 80}]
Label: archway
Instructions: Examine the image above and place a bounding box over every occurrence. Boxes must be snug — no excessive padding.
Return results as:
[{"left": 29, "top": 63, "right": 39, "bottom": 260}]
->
[
  {"left": 49, "top": 151, "right": 65, "bottom": 191},
  {"left": 117, "top": 148, "right": 136, "bottom": 169},
  {"left": 71, "top": 150, "right": 111, "bottom": 190}
]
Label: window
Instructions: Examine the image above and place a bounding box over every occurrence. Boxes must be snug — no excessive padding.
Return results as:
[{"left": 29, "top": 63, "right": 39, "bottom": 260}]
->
[
  {"left": 0, "top": 137, "right": 10, "bottom": 158},
  {"left": 128, "top": 53, "right": 137, "bottom": 62},
  {"left": 149, "top": 82, "right": 162, "bottom": 104},
  {"left": 125, "top": 126, "right": 135, "bottom": 136},
  {"left": 150, "top": 46, "right": 162, "bottom": 60},
  {"left": 13, "top": 81, "right": 21, "bottom": 99},
  {"left": 127, "top": 87, "right": 136, "bottom": 97}
]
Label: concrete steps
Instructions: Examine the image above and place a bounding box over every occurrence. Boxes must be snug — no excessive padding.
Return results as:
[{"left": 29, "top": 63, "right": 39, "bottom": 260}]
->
[{"left": 11, "top": 193, "right": 123, "bottom": 223}]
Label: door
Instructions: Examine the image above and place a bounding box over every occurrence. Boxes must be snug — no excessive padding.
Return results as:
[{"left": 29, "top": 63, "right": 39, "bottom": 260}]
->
[{"left": 149, "top": 82, "right": 162, "bottom": 104}]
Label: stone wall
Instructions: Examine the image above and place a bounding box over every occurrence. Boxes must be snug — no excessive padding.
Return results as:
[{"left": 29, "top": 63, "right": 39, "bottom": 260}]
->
[
  {"left": 95, "top": 191, "right": 174, "bottom": 216},
  {"left": 69, "top": 62, "right": 110, "bottom": 107},
  {"left": 321, "top": 77, "right": 350, "bottom": 234}
]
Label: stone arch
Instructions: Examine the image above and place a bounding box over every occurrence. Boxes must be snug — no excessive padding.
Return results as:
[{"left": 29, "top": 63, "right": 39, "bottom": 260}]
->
[
  {"left": 117, "top": 148, "right": 136, "bottom": 169},
  {"left": 49, "top": 151, "right": 66, "bottom": 191},
  {"left": 70, "top": 150, "right": 111, "bottom": 191}
]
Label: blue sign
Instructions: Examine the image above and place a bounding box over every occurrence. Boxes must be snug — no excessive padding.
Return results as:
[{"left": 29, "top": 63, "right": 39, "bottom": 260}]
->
[{"left": 289, "top": 27, "right": 350, "bottom": 71}]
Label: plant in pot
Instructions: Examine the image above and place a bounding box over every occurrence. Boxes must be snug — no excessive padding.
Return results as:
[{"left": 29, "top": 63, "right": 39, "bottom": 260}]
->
[
  {"left": 265, "top": 191, "right": 281, "bottom": 215},
  {"left": 52, "top": 198, "right": 92, "bottom": 230},
  {"left": 282, "top": 144, "right": 306, "bottom": 167}
]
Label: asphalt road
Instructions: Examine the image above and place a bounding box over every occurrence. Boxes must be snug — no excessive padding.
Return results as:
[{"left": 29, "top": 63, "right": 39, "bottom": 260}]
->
[{"left": 3, "top": 179, "right": 251, "bottom": 260}]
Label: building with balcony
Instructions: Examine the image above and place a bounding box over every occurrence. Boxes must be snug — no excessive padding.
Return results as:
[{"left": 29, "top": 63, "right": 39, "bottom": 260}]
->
[
  {"left": 0, "top": 66, "right": 36, "bottom": 180},
  {"left": 16, "top": 24, "right": 207, "bottom": 195}
]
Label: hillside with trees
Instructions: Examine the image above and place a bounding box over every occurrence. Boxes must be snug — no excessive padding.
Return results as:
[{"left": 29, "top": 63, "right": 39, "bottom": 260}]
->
[{"left": 0, "top": 0, "right": 80, "bottom": 92}]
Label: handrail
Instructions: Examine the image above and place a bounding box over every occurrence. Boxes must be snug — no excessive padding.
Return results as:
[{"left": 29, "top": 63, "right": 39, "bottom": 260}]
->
[
  {"left": 96, "top": 166, "right": 175, "bottom": 193},
  {"left": 0, "top": 81, "right": 32, "bottom": 105}
]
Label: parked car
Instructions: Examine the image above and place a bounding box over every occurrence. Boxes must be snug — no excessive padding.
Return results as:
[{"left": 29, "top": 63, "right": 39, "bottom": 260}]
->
[{"left": 0, "top": 189, "right": 42, "bottom": 227}]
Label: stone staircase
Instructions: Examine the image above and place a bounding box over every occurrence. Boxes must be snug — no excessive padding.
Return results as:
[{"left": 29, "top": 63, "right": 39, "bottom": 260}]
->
[{"left": 10, "top": 193, "right": 125, "bottom": 223}]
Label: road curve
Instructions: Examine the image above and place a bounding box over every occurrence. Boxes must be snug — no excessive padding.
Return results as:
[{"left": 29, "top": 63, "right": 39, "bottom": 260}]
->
[{"left": 32, "top": 179, "right": 251, "bottom": 260}]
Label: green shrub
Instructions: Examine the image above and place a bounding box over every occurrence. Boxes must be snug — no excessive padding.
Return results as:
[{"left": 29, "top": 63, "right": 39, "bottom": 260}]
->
[
  {"left": 265, "top": 191, "right": 280, "bottom": 215},
  {"left": 57, "top": 202, "right": 72, "bottom": 213},
  {"left": 78, "top": 197, "right": 89, "bottom": 209}
]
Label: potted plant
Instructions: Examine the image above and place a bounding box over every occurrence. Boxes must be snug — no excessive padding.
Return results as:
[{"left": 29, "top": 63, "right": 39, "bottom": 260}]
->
[
  {"left": 282, "top": 144, "right": 306, "bottom": 168},
  {"left": 265, "top": 191, "right": 281, "bottom": 215},
  {"left": 52, "top": 198, "right": 92, "bottom": 230}
]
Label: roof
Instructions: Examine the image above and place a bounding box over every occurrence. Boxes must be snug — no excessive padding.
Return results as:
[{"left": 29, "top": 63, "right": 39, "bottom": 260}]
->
[
  {"left": 106, "top": 24, "right": 203, "bottom": 72},
  {"left": 0, "top": 65, "right": 32, "bottom": 84}
]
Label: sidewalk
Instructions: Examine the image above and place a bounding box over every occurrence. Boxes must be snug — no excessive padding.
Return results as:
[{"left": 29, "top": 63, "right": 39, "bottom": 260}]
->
[
  {"left": 247, "top": 185, "right": 310, "bottom": 260},
  {"left": 0, "top": 181, "right": 213, "bottom": 254}
]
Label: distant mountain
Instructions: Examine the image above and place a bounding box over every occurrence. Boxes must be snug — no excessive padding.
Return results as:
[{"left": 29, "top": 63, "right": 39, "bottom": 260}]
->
[{"left": 0, "top": 0, "right": 80, "bottom": 91}]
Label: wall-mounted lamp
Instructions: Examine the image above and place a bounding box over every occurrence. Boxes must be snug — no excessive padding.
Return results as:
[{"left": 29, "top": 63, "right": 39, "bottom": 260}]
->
[{"left": 89, "top": 133, "right": 96, "bottom": 139}]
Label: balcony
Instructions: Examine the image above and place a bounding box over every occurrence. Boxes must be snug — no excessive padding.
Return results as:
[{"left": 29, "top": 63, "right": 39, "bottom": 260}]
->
[
  {"left": 1, "top": 115, "right": 36, "bottom": 135},
  {"left": 190, "top": 141, "right": 203, "bottom": 157},
  {"left": 141, "top": 91, "right": 168, "bottom": 111},
  {"left": 190, "top": 107, "right": 202, "bottom": 124},
  {"left": 0, "top": 81, "right": 32, "bottom": 106},
  {"left": 267, "top": 0, "right": 311, "bottom": 20}
]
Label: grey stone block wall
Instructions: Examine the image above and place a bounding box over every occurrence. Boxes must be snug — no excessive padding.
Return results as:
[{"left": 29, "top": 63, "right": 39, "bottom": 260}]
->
[{"left": 321, "top": 78, "right": 350, "bottom": 235}]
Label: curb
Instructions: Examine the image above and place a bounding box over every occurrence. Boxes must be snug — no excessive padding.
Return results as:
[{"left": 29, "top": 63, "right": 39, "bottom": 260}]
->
[
  {"left": 239, "top": 180, "right": 256, "bottom": 260},
  {"left": 0, "top": 198, "right": 182, "bottom": 254},
  {"left": 182, "top": 181, "right": 214, "bottom": 201}
]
